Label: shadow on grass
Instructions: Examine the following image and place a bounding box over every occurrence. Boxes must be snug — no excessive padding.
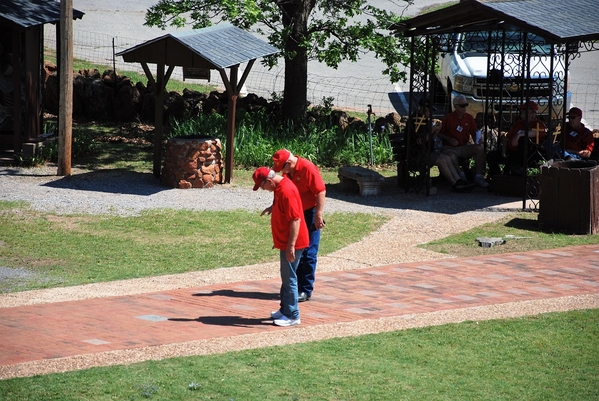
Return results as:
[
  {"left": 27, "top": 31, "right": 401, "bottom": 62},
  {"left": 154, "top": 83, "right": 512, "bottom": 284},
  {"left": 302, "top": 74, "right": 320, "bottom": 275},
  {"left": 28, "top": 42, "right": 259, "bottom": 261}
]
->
[{"left": 504, "top": 217, "right": 542, "bottom": 231}]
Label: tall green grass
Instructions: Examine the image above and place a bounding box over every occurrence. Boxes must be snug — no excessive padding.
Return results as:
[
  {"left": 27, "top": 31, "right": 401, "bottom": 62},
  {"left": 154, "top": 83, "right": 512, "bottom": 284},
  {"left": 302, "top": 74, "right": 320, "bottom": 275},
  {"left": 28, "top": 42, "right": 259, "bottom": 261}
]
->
[{"left": 168, "top": 107, "right": 395, "bottom": 168}]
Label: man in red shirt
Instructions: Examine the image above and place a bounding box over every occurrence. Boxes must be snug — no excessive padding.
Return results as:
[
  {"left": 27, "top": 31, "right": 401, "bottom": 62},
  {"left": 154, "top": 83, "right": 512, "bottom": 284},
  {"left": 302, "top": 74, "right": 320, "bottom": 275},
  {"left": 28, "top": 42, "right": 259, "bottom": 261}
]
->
[
  {"left": 563, "top": 107, "right": 595, "bottom": 160},
  {"left": 438, "top": 95, "right": 489, "bottom": 188},
  {"left": 253, "top": 167, "right": 309, "bottom": 327},
  {"left": 487, "top": 101, "right": 547, "bottom": 178},
  {"left": 272, "top": 149, "right": 326, "bottom": 302}
]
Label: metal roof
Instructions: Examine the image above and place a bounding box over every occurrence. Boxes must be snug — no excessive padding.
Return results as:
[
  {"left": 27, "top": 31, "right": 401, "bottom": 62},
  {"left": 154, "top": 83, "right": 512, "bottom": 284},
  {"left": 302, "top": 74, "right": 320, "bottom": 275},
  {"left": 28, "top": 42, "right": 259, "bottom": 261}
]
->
[
  {"left": 117, "top": 24, "right": 279, "bottom": 70},
  {"left": 392, "top": 0, "right": 599, "bottom": 44},
  {"left": 0, "top": 0, "right": 84, "bottom": 29}
]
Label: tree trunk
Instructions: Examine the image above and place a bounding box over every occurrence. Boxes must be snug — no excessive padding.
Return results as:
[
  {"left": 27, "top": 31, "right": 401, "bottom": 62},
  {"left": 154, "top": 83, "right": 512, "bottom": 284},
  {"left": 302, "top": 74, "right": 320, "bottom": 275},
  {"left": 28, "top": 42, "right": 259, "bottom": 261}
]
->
[
  {"left": 283, "top": 48, "right": 308, "bottom": 121},
  {"left": 280, "top": 0, "right": 313, "bottom": 122}
]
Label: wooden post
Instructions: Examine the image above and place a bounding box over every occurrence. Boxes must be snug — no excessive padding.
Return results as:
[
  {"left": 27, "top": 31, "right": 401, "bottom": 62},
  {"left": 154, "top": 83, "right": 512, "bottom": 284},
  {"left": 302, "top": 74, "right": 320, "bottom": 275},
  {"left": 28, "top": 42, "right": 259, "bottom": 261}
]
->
[
  {"left": 220, "top": 66, "right": 239, "bottom": 184},
  {"left": 25, "top": 27, "right": 42, "bottom": 142},
  {"left": 153, "top": 63, "right": 165, "bottom": 178},
  {"left": 58, "top": 0, "right": 73, "bottom": 176},
  {"left": 11, "top": 28, "right": 22, "bottom": 154}
]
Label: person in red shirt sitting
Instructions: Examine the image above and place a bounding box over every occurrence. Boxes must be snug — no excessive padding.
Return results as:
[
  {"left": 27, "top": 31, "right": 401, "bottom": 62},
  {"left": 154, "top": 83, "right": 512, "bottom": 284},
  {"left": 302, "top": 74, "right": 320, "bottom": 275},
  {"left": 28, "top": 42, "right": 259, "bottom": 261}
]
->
[
  {"left": 438, "top": 95, "right": 489, "bottom": 188},
  {"left": 562, "top": 107, "right": 595, "bottom": 160},
  {"left": 487, "top": 101, "right": 547, "bottom": 178}
]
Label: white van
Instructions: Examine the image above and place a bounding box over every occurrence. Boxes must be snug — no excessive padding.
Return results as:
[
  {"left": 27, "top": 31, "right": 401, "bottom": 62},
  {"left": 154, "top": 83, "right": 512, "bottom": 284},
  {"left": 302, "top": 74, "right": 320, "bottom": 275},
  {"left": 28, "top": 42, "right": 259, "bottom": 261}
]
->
[{"left": 435, "top": 31, "right": 571, "bottom": 126}]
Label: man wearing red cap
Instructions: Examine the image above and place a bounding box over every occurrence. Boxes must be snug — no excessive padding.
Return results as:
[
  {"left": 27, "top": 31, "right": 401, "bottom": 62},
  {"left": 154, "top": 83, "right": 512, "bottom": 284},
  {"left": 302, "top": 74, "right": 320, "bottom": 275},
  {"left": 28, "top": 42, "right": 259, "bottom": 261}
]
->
[
  {"left": 271, "top": 149, "right": 326, "bottom": 302},
  {"left": 562, "top": 107, "right": 595, "bottom": 160},
  {"left": 253, "top": 166, "right": 309, "bottom": 326},
  {"left": 487, "top": 100, "right": 547, "bottom": 179},
  {"left": 438, "top": 95, "right": 489, "bottom": 188}
]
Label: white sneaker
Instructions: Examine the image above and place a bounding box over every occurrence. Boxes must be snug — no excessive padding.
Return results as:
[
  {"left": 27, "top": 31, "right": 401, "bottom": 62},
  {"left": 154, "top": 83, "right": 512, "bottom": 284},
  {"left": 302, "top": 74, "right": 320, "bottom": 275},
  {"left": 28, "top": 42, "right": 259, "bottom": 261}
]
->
[
  {"left": 273, "top": 315, "right": 300, "bottom": 327},
  {"left": 270, "top": 310, "right": 283, "bottom": 319},
  {"left": 474, "top": 174, "right": 489, "bottom": 188}
]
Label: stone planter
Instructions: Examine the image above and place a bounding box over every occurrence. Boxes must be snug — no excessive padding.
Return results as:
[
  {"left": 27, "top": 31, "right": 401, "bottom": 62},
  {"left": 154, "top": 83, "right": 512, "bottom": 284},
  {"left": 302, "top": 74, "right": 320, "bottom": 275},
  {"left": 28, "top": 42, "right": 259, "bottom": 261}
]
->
[{"left": 160, "top": 135, "right": 223, "bottom": 189}]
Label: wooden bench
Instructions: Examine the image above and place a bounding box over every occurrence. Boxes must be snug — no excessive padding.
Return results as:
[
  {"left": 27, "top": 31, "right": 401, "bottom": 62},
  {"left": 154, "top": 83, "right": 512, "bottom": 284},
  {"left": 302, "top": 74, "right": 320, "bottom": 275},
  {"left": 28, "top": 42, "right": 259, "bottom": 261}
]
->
[{"left": 338, "top": 166, "right": 385, "bottom": 196}]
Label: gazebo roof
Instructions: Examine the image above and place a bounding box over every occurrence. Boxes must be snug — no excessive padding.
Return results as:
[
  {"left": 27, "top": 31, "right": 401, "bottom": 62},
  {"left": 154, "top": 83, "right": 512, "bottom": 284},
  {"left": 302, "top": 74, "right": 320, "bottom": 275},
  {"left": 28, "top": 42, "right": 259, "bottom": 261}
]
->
[
  {"left": 0, "top": 0, "right": 84, "bottom": 28},
  {"left": 116, "top": 24, "right": 279, "bottom": 70},
  {"left": 392, "top": 0, "right": 599, "bottom": 44}
]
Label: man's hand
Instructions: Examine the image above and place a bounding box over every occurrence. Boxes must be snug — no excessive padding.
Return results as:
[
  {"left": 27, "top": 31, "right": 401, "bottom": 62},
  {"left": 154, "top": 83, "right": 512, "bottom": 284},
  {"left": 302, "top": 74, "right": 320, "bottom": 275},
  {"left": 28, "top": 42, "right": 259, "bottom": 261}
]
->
[
  {"left": 260, "top": 206, "right": 273, "bottom": 216},
  {"left": 511, "top": 135, "right": 520, "bottom": 148},
  {"left": 314, "top": 214, "right": 325, "bottom": 229},
  {"left": 285, "top": 247, "right": 296, "bottom": 262}
]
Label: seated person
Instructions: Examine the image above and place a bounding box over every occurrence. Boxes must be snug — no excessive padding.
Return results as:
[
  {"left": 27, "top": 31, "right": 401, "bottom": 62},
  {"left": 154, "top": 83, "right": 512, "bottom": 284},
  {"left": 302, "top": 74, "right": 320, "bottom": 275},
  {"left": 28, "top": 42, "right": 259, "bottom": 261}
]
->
[
  {"left": 562, "top": 107, "right": 594, "bottom": 160},
  {"left": 413, "top": 103, "right": 475, "bottom": 192},
  {"left": 487, "top": 101, "right": 547, "bottom": 178},
  {"left": 437, "top": 95, "right": 489, "bottom": 187}
]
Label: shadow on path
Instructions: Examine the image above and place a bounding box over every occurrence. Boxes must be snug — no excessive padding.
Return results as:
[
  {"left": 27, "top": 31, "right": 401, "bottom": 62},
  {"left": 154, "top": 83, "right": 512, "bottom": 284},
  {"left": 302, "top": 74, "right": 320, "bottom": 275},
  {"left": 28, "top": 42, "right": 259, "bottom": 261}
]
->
[
  {"left": 169, "top": 316, "right": 270, "bottom": 327},
  {"left": 41, "top": 169, "right": 166, "bottom": 196},
  {"left": 193, "top": 290, "right": 279, "bottom": 301}
]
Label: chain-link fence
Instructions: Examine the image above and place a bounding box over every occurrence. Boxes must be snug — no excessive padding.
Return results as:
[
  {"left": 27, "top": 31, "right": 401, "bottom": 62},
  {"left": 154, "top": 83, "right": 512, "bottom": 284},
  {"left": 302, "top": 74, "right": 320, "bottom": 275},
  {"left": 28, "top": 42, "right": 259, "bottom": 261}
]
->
[
  {"left": 43, "top": 29, "right": 598, "bottom": 128},
  {"left": 43, "top": 29, "right": 404, "bottom": 117}
]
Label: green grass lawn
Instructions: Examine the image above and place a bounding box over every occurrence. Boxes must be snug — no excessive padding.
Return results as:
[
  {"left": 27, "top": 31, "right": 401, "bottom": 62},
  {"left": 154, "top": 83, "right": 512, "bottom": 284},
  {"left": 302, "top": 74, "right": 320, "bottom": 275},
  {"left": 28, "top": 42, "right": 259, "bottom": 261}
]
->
[
  {"left": 0, "top": 203, "right": 387, "bottom": 293},
  {"left": 1, "top": 309, "right": 597, "bottom": 400},
  {"left": 420, "top": 212, "right": 599, "bottom": 256}
]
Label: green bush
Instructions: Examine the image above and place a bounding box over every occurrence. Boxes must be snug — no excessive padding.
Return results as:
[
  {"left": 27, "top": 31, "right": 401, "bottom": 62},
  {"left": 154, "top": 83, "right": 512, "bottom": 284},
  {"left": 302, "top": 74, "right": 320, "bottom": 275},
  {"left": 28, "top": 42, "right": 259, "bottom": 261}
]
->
[{"left": 168, "top": 104, "right": 396, "bottom": 168}]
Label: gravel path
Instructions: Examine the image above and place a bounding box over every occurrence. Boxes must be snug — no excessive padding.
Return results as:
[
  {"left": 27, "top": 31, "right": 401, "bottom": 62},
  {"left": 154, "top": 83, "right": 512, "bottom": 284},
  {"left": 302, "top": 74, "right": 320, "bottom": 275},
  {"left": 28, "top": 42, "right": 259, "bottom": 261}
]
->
[
  {"left": 4, "top": 164, "right": 595, "bottom": 379},
  {"left": 0, "top": 164, "right": 516, "bottom": 307}
]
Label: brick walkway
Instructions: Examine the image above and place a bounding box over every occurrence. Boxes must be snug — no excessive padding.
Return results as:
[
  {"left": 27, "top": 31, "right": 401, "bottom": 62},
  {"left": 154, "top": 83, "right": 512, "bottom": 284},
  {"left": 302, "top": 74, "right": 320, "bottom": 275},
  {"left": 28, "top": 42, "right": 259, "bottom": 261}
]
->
[{"left": 1, "top": 245, "right": 598, "bottom": 379}]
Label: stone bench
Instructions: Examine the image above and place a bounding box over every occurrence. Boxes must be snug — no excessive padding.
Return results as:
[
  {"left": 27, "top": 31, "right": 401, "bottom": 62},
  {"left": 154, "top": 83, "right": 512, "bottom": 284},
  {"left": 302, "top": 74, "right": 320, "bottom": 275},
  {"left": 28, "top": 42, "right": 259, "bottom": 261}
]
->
[{"left": 338, "top": 166, "right": 385, "bottom": 196}]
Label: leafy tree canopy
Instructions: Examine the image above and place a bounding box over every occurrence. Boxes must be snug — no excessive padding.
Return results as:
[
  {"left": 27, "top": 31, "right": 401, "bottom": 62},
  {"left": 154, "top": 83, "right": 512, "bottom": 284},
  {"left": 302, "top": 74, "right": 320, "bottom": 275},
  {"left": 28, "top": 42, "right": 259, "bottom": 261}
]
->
[{"left": 145, "top": 0, "right": 414, "bottom": 120}]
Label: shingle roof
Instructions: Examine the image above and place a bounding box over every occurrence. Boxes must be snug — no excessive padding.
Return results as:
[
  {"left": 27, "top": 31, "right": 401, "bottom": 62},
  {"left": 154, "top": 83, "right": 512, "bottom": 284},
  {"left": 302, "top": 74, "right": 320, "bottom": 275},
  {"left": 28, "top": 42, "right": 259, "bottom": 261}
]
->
[
  {"left": 392, "top": 0, "right": 599, "bottom": 43},
  {"left": 0, "top": 0, "right": 84, "bottom": 29},
  {"left": 117, "top": 24, "right": 279, "bottom": 70}
]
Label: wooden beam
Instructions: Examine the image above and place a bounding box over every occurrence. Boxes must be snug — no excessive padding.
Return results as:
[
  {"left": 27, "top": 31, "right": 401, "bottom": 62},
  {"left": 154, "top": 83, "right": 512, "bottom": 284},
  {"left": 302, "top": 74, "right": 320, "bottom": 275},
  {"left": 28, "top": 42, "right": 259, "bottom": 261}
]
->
[
  {"left": 236, "top": 59, "right": 255, "bottom": 93},
  {"left": 153, "top": 63, "right": 165, "bottom": 178},
  {"left": 141, "top": 62, "right": 156, "bottom": 88},
  {"left": 11, "top": 28, "right": 22, "bottom": 154},
  {"left": 221, "top": 65, "right": 239, "bottom": 184},
  {"left": 164, "top": 65, "right": 175, "bottom": 87},
  {"left": 24, "top": 27, "right": 42, "bottom": 142},
  {"left": 58, "top": 0, "right": 73, "bottom": 176}
]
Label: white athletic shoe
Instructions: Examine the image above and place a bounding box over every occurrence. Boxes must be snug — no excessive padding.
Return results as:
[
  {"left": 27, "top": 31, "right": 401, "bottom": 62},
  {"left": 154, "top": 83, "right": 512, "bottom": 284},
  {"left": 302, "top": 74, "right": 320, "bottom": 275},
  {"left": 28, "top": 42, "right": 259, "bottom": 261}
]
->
[
  {"left": 270, "top": 310, "right": 284, "bottom": 319},
  {"left": 273, "top": 315, "right": 300, "bottom": 327}
]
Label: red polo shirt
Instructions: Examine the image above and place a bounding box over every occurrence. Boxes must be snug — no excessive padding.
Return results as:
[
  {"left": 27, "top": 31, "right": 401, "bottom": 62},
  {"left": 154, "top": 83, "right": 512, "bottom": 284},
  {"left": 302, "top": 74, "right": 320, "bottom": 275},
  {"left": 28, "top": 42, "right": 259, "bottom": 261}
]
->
[
  {"left": 564, "top": 122, "right": 595, "bottom": 153},
  {"left": 284, "top": 157, "right": 326, "bottom": 211},
  {"left": 271, "top": 176, "right": 309, "bottom": 251},
  {"left": 440, "top": 111, "right": 477, "bottom": 146},
  {"left": 506, "top": 119, "right": 547, "bottom": 151}
]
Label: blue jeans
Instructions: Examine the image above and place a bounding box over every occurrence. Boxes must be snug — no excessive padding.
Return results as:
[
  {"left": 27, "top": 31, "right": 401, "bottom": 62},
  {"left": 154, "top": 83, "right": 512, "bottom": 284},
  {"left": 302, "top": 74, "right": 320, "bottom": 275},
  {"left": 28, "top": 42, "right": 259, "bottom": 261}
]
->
[
  {"left": 563, "top": 150, "right": 582, "bottom": 160},
  {"left": 279, "top": 248, "right": 304, "bottom": 320},
  {"left": 297, "top": 207, "right": 321, "bottom": 296}
]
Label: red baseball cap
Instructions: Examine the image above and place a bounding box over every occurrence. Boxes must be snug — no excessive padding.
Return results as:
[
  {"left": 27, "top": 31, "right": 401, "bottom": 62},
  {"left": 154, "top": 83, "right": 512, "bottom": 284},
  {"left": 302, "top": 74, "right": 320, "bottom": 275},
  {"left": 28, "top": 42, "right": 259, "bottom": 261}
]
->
[
  {"left": 252, "top": 167, "right": 271, "bottom": 191},
  {"left": 272, "top": 149, "right": 292, "bottom": 172},
  {"left": 520, "top": 100, "right": 538, "bottom": 111},
  {"left": 567, "top": 107, "right": 582, "bottom": 118}
]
